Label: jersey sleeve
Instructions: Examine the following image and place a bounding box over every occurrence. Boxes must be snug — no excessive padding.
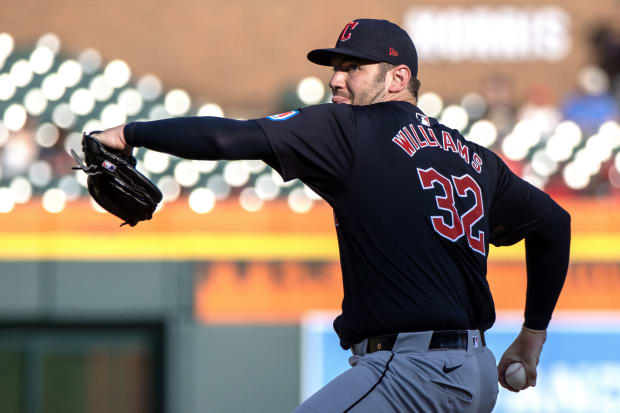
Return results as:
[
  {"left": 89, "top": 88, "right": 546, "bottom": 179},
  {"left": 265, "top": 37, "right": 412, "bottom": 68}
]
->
[
  {"left": 252, "top": 104, "right": 357, "bottom": 203},
  {"left": 488, "top": 154, "right": 554, "bottom": 246}
]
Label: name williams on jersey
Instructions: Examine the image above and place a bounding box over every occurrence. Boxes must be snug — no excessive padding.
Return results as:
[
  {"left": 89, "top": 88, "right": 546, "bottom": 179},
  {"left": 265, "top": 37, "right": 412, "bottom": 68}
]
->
[{"left": 392, "top": 120, "right": 483, "bottom": 174}]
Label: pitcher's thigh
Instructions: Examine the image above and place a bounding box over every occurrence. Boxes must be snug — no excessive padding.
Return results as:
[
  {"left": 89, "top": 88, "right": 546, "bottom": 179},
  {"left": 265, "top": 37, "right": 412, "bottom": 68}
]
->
[{"left": 295, "top": 354, "right": 391, "bottom": 413}]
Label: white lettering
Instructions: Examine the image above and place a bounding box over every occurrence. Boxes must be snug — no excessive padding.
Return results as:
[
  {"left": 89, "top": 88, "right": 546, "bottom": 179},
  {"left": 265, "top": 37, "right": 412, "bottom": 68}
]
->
[{"left": 403, "top": 6, "right": 571, "bottom": 62}]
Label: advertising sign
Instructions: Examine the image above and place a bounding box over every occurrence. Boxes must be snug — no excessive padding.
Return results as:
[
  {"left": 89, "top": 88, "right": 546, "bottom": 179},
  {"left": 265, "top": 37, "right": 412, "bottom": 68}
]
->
[{"left": 300, "top": 311, "right": 620, "bottom": 412}]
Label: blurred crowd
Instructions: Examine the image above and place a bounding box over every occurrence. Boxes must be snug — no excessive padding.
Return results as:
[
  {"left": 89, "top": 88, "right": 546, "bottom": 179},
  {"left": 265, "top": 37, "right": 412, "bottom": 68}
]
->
[{"left": 0, "top": 21, "right": 619, "bottom": 215}]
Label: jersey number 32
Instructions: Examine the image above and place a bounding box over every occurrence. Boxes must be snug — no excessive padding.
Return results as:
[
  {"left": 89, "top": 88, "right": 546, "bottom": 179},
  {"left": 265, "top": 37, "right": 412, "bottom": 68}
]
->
[{"left": 417, "top": 167, "right": 486, "bottom": 256}]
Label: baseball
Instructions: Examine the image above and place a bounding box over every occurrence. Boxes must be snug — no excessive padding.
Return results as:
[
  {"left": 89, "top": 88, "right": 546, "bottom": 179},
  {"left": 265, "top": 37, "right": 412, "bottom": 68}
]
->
[{"left": 504, "top": 362, "right": 527, "bottom": 390}]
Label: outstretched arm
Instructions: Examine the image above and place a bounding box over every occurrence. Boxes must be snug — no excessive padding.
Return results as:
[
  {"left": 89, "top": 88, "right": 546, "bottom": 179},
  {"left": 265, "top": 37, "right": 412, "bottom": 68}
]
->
[
  {"left": 92, "top": 117, "right": 275, "bottom": 162},
  {"left": 497, "top": 201, "right": 571, "bottom": 392}
]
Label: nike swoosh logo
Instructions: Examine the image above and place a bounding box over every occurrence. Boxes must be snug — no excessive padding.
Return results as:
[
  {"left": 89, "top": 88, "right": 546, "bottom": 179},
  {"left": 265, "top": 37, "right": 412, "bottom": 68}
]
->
[{"left": 442, "top": 364, "right": 463, "bottom": 374}]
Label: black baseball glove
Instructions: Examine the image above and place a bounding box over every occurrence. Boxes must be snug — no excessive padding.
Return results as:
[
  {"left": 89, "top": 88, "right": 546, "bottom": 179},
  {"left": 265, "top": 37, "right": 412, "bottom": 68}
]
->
[{"left": 71, "top": 131, "right": 163, "bottom": 227}]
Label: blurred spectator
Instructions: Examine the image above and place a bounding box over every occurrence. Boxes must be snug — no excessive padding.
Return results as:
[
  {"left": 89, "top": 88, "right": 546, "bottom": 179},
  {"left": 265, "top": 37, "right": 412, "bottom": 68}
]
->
[
  {"left": 518, "top": 84, "right": 561, "bottom": 136},
  {"left": 561, "top": 66, "right": 619, "bottom": 134},
  {"left": 590, "top": 23, "right": 620, "bottom": 82},
  {"left": 481, "top": 73, "right": 517, "bottom": 137}
]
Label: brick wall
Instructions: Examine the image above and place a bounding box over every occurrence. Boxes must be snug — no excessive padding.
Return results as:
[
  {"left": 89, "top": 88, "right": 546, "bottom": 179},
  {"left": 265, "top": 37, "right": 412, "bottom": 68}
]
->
[{"left": 3, "top": 0, "right": 617, "bottom": 117}]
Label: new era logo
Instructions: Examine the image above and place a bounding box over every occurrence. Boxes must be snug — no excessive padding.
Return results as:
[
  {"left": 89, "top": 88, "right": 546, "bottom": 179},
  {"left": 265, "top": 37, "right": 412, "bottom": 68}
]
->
[{"left": 389, "top": 47, "right": 399, "bottom": 56}]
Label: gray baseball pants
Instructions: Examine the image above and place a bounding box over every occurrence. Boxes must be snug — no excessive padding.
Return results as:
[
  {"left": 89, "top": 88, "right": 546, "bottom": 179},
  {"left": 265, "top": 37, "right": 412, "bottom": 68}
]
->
[{"left": 295, "top": 330, "right": 498, "bottom": 413}]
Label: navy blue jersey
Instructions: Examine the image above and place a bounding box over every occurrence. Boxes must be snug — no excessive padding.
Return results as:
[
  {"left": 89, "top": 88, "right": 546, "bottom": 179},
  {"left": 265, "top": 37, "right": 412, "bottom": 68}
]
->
[{"left": 254, "top": 101, "right": 553, "bottom": 349}]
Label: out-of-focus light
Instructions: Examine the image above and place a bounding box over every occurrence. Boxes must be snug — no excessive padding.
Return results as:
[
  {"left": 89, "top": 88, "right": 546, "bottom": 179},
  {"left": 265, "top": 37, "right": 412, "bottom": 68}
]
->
[
  {"left": 586, "top": 133, "right": 613, "bottom": 162},
  {"left": 100, "top": 104, "right": 127, "bottom": 128},
  {"left": 223, "top": 161, "right": 250, "bottom": 187},
  {"left": 4, "top": 104, "right": 27, "bottom": 132},
  {"left": 615, "top": 152, "right": 620, "bottom": 174},
  {"left": 174, "top": 160, "right": 200, "bottom": 187},
  {"left": 69, "top": 88, "right": 96, "bottom": 116},
  {"left": 3, "top": 137, "right": 36, "bottom": 174},
  {"left": 58, "top": 60, "right": 83, "bottom": 88},
  {"left": 24, "top": 89, "right": 48, "bottom": 116},
  {"left": 144, "top": 150, "right": 170, "bottom": 174},
  {"left": 501, "top": 134, "right": 529, "bottom": 161},
  {"left": 104, "top": 60, "right": 131, "bottom": 88},
  {"left": 82, "top": 119, "right": 105, "bottom": 135},
  {"left": 197, "top": 103, "right": 224, "bottom": 117},
  {"left": 52, "top": 103, "right": 76, "bottom": 129},
  {"left": 460, "top": 93, "right": 487, "bottom": 120},
  {"left": 10, "top": 176, "right": 32, "bottom": 204},
  {"left": 90, "top": 197, "right": 107, "bottom": 213},
  {"left": 149, "top": 104, "right": 168, "bottom": 120},
  {"left": 135, "top": 160, "right": 150, "bottom": 179},
  {"left": 207, "top": 174, "right": 231, "bottom": 200},
  {"left": 555, "top": 121, "right": 582, "bottom": 147},
  {"left": 418, "top": 92, "right": 443, "bottom": 117},
  {"left": 37, "top": 33, "right": 61, "bottom": 54},
  {"left": 29, "top": 160, "right": 53, "bottom": 187},
  {"left": 29, "top": 47, "right": 55, "bottom": 75},
  {"left": 189, "top": 188, "right": 215, "bottom": 214},
  {"left": 75, "top": 169, "right": 88, "bottom": 188},
  {"left": 78, "top": 48, "right": 102, "bottom": 74},
  {"left": 466, "top": 120, "right": 497, "bottom": 147},
  {"left": 255, "top": 173, "right": 280, "bottom": 200},
  {"left": 192, "top": 160, "right": 217, "bottom": 173},
  {"left": 118, "top": 88, "right": 143, "bottom": 116},
  {"left": 271, "top": 169, "right": 295, "bottom": 187},
  {"left": 243, "top": 160, "right": 266, "bottom": 174},
  {"left": 439, "top": 105, "right": 469, "bottom": 132},
  {"left": 545, "top": 134, "right": 573, "bottom": 162},
  {"left": 165, "top": 89, "right": 191, "bottom": 116},
  {"left": 10, "top": 59, "right": 33, "bottom": 87},
  {"left": 599, "top": 121, "right": 620, "bottom": 149},
  {"left": 512, "top": 119, "right": 542, "bottom": 148},
  {"left": 521, "top": 167, "right": 547, "bottom": 189},
  {"left": 577, "top": 65, "right": 609, "bottom": 95},
  {"left": 563, "top": 162, "right": 590, "bottom": 190},
  {"left": 0, "top": 122, "right": 9, "bottom": 147},
  {"left": 573, "top": 148, "right": 601, "bottom": 177},
  {"left": 42, "top": 188, "right": 66, "bottom": 213},
  {"left": 157, "top": 176, "right": 181, "bottom": 202},
  {"left": 530, "top": 149, "right": 558, "bottom": 177},
  {"left": 239, "top": 187, "right": 263, "bottom": 212},
  {"left": 297, "top": 76, "right": 325, "bottom": 105},
  {"left": 137, "top": 74, "right": 162, "bottom": 101},
  {"left": 0, "top": 74, "right": 16, "bottom": 100},
  {"left": 303, "top": 184, "right": 323, "bottom": 200},
  {"left": 288, "top": 187, "right": 313, "bottom": 213},
  {"left": 58, "top": 175, "right": 82, "bottom": 201},
  {"left": 0, "top": 187, "right": 15, "bottom": 213},
  {"left": 90, "top": 75, "right": 114, "bottom": 101},
  {"left": 64, "top": 132, "right": 82, "bottom": 155},
  {"left": 36, "top": 123, "right": 59, "bottom": 147},
  {"left": 41, "top": 73, "right": 66, "bottom": 101},
  {"left": 0, "top": 33, "right": 14, "bottom": 60}
]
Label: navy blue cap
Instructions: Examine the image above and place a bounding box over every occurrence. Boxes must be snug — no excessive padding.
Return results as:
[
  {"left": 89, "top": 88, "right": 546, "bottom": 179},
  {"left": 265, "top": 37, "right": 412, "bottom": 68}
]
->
[{"left": 307, "top": 19, "right": 418, "bottom": 78}]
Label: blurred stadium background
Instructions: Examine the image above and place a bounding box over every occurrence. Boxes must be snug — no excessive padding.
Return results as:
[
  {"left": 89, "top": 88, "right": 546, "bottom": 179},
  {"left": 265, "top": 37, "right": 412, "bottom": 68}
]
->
[{"left": 0, "top": 0, "right": 619, "bottom": 412}]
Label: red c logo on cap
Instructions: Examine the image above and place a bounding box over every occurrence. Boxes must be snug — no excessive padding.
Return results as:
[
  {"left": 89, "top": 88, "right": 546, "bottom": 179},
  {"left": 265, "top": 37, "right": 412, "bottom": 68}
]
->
[{"left": 339, "top": 21, "right": 359, "bottom": 42}]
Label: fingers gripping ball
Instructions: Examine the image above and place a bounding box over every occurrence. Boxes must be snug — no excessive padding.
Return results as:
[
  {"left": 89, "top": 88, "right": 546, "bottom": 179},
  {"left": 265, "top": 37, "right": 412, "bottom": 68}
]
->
[
  {"left": 71, "top": 131, "right": 163, "bottom": 226},
  {"left": 504, "top": 362, "right": 527, "bottom": 391}
]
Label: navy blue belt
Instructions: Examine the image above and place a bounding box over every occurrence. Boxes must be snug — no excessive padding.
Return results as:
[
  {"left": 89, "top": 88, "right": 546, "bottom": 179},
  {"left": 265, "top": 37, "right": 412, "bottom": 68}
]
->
[{"left": 366, "top": 330, "right": 485, "bottom": 353}]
